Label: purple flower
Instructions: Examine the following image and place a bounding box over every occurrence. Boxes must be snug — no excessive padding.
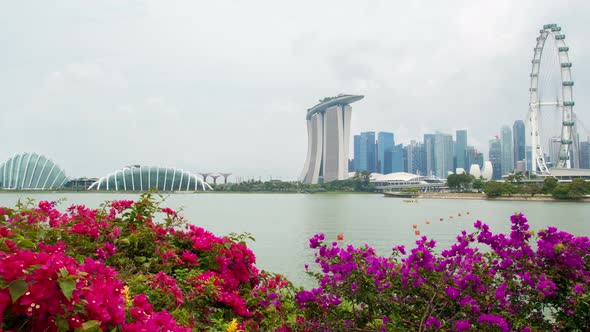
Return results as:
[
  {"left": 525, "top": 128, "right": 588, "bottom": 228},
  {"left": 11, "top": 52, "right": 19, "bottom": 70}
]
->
[
  {"left": 455, "top": 320, "right": 471, "bottom": 332},
  {"left": 445, "top": 286, "right": 460, "bottom": 300}
]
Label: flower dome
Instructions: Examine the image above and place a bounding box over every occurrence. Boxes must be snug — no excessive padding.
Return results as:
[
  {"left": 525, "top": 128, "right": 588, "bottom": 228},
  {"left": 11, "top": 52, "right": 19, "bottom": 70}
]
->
[
  {"left": 89, "top": 165, "right": 212, "bottom": 191},
  {"left": 0, "top": 153, "right": 68, "bottom": 190}
]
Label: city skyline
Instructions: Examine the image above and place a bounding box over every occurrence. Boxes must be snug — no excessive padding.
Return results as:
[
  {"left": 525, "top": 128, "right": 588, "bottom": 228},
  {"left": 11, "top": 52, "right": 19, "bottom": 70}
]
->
[{"left": 1, "top": 2, "right": 589, "bottom": 181}]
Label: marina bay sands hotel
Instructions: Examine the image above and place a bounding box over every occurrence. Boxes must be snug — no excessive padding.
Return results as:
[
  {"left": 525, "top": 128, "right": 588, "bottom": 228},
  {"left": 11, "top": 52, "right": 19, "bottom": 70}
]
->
[{"left": 299, "top": 94, "right": 364, "bottom": 184}]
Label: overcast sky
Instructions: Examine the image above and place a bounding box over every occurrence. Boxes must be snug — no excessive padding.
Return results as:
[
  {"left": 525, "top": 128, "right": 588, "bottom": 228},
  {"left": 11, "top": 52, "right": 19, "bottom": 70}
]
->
[{"left": 1, "top": 0, "right": 588, "bottom": 181}]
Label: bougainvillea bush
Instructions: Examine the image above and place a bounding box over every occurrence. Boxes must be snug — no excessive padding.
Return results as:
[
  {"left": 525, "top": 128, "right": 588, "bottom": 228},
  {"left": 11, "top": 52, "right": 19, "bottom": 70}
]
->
[
  {"left": 0, "top": 194, "right": 297, "bottom": 331},
  {"left": 296, "top": 214, "right": 590, "bottom": 331},
  {"left": 2, "top": 194, "right": 590, "bottom": 331}
]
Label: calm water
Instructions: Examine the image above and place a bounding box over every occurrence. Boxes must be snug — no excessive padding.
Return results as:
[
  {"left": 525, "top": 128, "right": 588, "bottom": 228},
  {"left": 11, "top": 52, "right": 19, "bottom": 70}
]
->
[{"left": 1, "top": 192, "right": 589, "bottom": 287}]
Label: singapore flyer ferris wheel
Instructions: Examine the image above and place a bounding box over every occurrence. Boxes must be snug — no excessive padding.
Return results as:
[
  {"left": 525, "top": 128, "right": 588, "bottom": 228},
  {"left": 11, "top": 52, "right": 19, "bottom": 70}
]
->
[{"left": 528, "top": 23, "right": 576, "bottom": 174}]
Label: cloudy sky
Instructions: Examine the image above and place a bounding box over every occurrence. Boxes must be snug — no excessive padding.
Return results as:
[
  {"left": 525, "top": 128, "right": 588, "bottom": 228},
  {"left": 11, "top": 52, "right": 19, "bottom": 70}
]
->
[{"left": 1, "top": 0, "right": 588, "bottom": 181}]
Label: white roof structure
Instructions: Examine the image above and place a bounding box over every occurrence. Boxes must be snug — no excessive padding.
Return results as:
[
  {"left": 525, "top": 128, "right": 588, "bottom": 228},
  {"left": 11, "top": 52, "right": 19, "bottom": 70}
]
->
[{"left": 372, "top": 172, "right": 421, "bottom": 182}]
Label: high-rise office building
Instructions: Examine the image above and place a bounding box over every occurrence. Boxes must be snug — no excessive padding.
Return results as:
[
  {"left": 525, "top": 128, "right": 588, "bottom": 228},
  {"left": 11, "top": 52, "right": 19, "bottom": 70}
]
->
[
  {"left": 455, "top": 130, "right": 467, "bottom": 171},
  {"left": 424, "top": 134, "right": 435, "bottom": 176},
  {"left": 526, "top": 146, "right": 533, "bottom": 171},
  {"left": 580, "top": 140, "right": 590, "bottom": 169},
  {"left": 513, "top": 120, "right": 526, "bottom": 168},
  {"left": 489, "top": 137, "right": 502, "bottom": 180},
  {"left": 359, "top": 132, "right": 377, "bottom": 173},
  {"left": 434, "top": 132, "right": 454, "bottom": 179},
  {"left": 377, "top": 132, "right": 394, "bottom": 174},
  {"left": 476, "top": 151, "right": 484, "bottom": 169},
  {"left": 391, "top": 144, "right": 405, "bottom": 172},
  {"left": 406, "top": 140, "right": 425, "bottom": 175},
  {"left": 465, "top": 146, "right": 476, "bottom": 171},
  {"left": 501, "top": 125, "right": 513, "bottom": 175},
  {"left": 300, "top": 94, "right": 364, "bottom": 184},
  {"left": 352, "top": 135, "right": 361, "bottom": 171}
]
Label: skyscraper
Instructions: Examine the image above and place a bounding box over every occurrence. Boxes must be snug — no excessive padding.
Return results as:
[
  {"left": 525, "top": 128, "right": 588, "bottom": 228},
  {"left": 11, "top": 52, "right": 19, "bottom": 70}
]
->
[
  {"left": 501, "top": 126, "right": 513, "bottom": 175},
  {"left": 455, "top": 130, "right": 467, "bottom": 171},
  {"left": 406, "top": 140, "right": 425, "bottom": 175},
  {"left": 513, "top": 120, "right": 526, "bottom": 168},
  {"left": 489, "top": 137, "right": 502, "bottom": 180},
  {"left": 434, "top": 132, "right": 453, "bottom": 178},
  {"left": 580, "top": 140, "right": 590, "bottom": 169},
  {"left": 359, "top": 131, "right": 377, "bottom": 173},
  {"left": 465, "top": 146, "right": 476, "bottom": 170},
  {"left": 424, "top": 134, "right": 435, "bottom": 176},
  {"left": 391, "top": 144, "right": 405, "bottom": 172},
  {"left": 377, "top": 132, "right": 394, "bottom": 174},
  {"left": 352, "top": 135, "right": 361, "bottom": 171},
  {"left": 299, "top": 94, "right": 364, "bottom": 184}
]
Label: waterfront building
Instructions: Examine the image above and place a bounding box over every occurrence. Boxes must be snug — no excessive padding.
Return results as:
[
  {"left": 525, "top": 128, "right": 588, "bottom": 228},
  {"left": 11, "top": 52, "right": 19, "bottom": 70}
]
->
[
  {"left": 455, "top": 130, "right": 467, "bottom": 171},
  {"left": 89, "top": 165, "right": 212, "bottom": 191},
  {"left": 299, "top": 94, "right": 364, "bottom": 184},
  {"left": 489, "top": 137, "right": 502, "bottom": 180},
  {"left": 580, "top": 140, "right": 590, "bottom": 169},
  {"left": 0, "top": 152, "right": 68, "bottom": 190},
  {"left": 476, "top": 151, "right": 484, "bottom": 169},
  {"left": 481, "top": 161, "right": 493, "bottom": 180},
  {"left": 370, "top": 172, "right": 446, "bottom": 192},
  {"left": 513, "top": 120, "right": 526, "bottom": 168},
  {"left": 377, "top": 132, "right": 394, "bottom": 174},
  {"left": 434, "top": 132, "right": 454, "bottom": 179},
  {"left": 469, "top": 164, "right": 481, "bottom": 178},
  {"left": 501, "top": 125, "right": 514, "bottom": 175}
]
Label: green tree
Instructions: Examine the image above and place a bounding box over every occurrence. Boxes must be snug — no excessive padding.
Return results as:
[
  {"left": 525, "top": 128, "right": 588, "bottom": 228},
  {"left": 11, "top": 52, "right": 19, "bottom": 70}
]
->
[
  {"left": 472, "top": 178, "right": 485, "bottom": 192},
  {"left": 568, "top": 179, "right": 589, "bottom": 199},
  {"left": 543, "top": 177, "right": 558, "bottom": 194},
  {"left": 552, "top": 183, "right": 571, "bottom": 199},
  {"left": 501, "top": 182, "right": 517, "bottom": 196},
  {"left": 521, "top": 183, "right": 542, "bottom": 196},
  {"left": 484, "top": 181, "right": 503, "bottom": 197}
]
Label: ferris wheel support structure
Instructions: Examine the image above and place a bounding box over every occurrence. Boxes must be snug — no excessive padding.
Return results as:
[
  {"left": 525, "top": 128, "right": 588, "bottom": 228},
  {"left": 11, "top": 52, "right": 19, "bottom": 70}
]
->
[{"left": 528, "top": 23, "right": 575, "bottom": 174}]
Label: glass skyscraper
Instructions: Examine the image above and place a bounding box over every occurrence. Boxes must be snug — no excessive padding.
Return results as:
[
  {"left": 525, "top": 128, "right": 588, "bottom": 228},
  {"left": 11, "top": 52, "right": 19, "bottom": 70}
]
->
[
  {"left": 489, "top": 137, "right": 502, "bottom": 180},
  {"left": 377, "top": 132, "right": 394, "bottom": 174},
  {"left": 434, "top": 132, "right": 453, "bottom": 179},
  {"left": 501, "top": 125, "right": 514, "bottom": 175},
  {"left": 513, "top": 120, "right": 526, "bottom": 169},
  {"left": 455, "top": 130, "right": 467, "bottom": 171}
]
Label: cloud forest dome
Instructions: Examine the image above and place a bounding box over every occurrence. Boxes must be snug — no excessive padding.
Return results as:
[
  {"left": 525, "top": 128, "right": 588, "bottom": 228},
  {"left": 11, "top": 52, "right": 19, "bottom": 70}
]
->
[
  {"left": 0, "top": 152, "right": 68, "bottom": 190},
  {"left": 89, "top": 165, "right": 212, "bottom": 191}
]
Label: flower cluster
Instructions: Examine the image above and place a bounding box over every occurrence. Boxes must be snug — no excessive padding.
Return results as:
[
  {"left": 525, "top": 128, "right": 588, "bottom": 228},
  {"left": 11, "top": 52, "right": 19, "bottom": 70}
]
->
[
  {"left": 296, "top": 213, "right": 590, "bottom": 331},
  {"left": 1, "top": 193, "right": 296, "bottom": 331}
]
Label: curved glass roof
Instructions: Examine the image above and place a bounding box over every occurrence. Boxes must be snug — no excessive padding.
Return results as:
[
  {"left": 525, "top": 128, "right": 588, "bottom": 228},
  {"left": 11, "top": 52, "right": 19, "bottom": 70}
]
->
[
  {"left": 0, "top": 152, "right": 68, "bottom": 190},
  {"left": 88, "top": 165, "right": 212, "bottom": 191}
]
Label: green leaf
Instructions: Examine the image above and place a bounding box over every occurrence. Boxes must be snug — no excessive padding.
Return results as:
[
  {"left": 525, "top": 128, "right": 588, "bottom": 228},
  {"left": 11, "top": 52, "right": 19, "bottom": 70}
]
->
[
  {"left": 75, "top": 320, "right": 101, "bottom": 332},
  {"left": 58, "top": 278, "right": 76, "bottom": 301},
  {"left": 17, "top": 239, "right": 36, "bottom": 249},
  {"left": 9, "top": 279, "right": 28, "bottom": 303}
]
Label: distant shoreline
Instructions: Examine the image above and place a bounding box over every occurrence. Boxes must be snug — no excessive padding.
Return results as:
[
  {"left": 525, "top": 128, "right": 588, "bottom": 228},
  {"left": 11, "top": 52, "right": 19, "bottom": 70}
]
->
[{"left": 416, "top": 192, "right": 590, "bottom": 202}]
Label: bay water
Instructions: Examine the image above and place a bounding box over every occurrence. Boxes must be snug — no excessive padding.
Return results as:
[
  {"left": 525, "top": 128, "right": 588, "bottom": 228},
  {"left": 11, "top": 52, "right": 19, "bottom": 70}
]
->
[{"left": 1, "top": 192, "right": 588, "bottom": 287}]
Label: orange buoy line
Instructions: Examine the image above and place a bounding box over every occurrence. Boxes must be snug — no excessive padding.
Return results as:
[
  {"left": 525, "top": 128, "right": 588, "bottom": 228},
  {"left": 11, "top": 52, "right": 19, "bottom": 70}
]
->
[
  {"left": 440, "top": 218, "right": 444, "bottom": 221},
  {"left": 337, "top": 233, "right": 344, "bottom": 241},
  {"left": 412, "top": 224, "right": 418, "bottom": 229},
  {"left": 414, "top": 230, "right": 421, "bottom": 236},
  {"left": 425, "top": 220, "right": 430, "bottom": 224}
]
